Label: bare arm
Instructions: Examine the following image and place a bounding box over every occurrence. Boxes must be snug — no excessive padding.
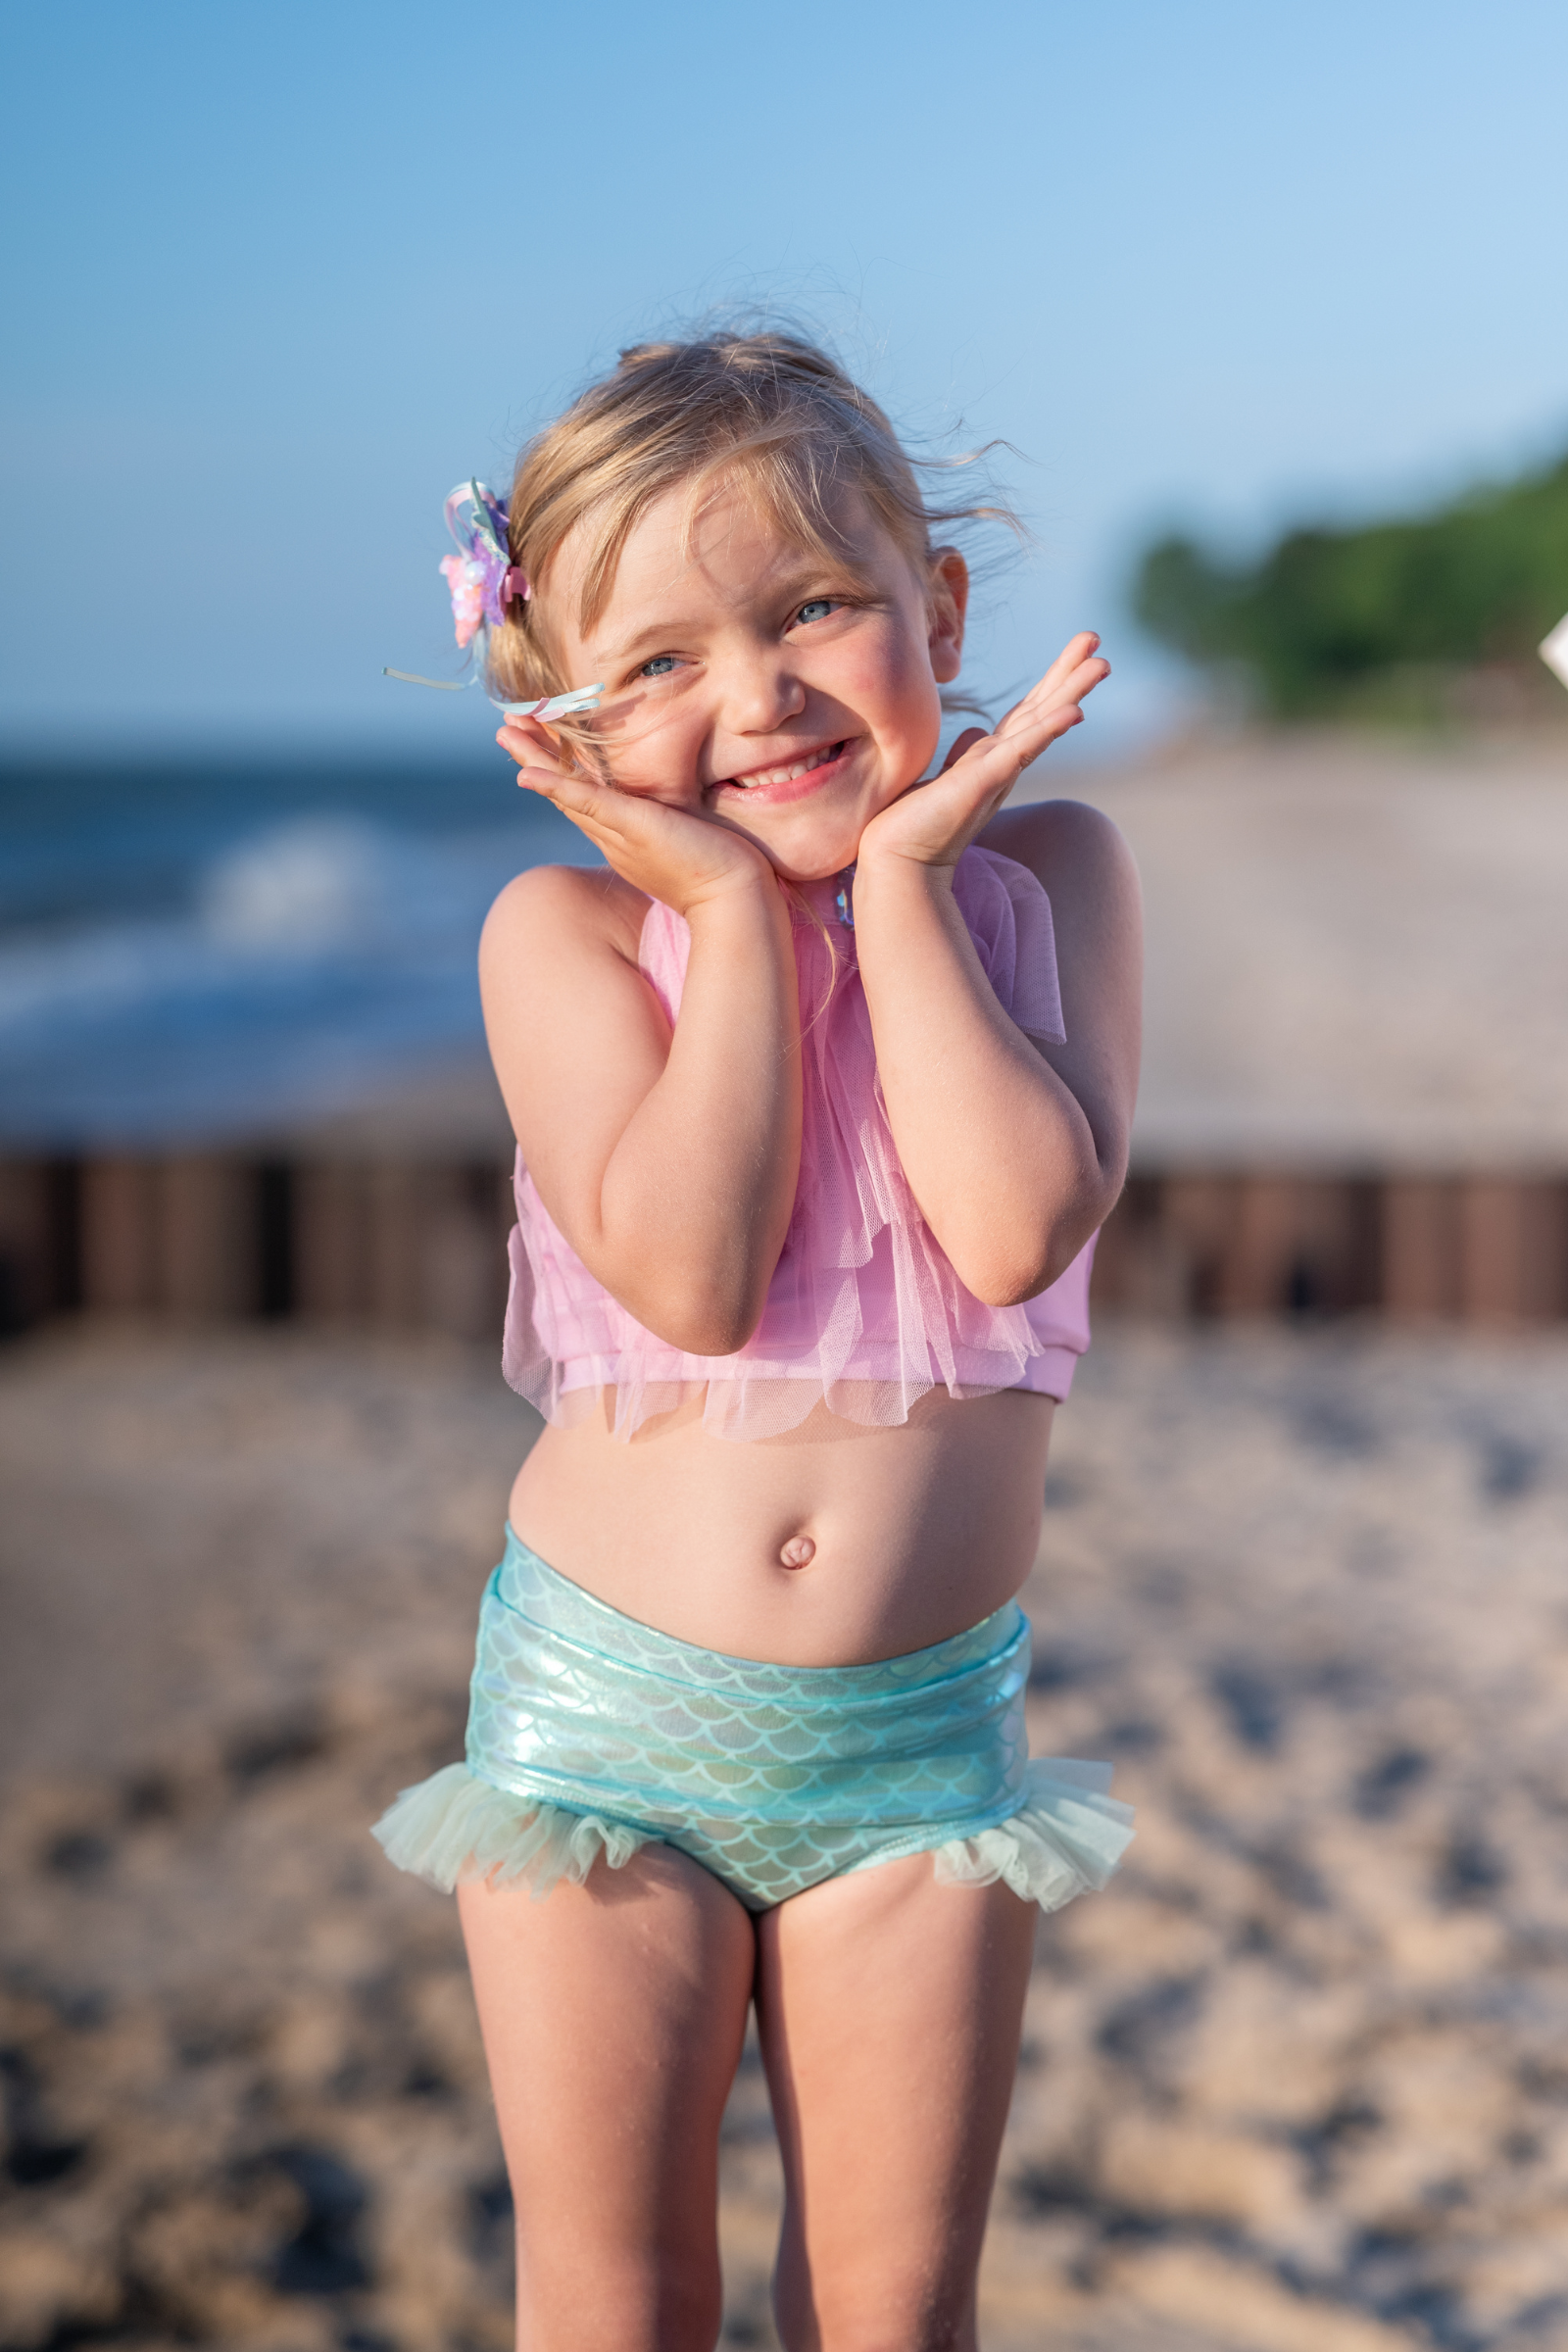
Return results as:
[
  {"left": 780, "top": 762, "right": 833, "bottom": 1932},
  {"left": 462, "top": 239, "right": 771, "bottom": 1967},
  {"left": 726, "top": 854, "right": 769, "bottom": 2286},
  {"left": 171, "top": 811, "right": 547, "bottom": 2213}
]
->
[
  {"left": 854, "top": 805, "right": 1140, "bottom": 1302},
  {"left": 850, "top": 640, "right": 1141, "bottom": 1304},
  {"left": 480, "top": 852, "right": 802, "bottom": 1363}
]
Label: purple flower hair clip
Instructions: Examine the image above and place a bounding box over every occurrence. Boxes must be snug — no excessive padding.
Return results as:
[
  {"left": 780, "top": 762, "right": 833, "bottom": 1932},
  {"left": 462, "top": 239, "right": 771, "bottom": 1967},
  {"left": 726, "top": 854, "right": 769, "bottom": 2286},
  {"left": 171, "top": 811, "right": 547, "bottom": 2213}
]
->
[
  {"left": 438, "top": 479, "right": 529, "bottom": 648},
  {"left": 383, "top": 476, "right": 603, "bottom": 717}
]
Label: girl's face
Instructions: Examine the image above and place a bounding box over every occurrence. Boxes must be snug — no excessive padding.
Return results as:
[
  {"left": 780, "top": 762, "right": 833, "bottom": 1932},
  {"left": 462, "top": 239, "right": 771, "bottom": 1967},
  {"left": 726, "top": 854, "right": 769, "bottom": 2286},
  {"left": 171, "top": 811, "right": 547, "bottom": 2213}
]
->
[{"left": 543, "top": 479, "right": 967, "bottom": 881}]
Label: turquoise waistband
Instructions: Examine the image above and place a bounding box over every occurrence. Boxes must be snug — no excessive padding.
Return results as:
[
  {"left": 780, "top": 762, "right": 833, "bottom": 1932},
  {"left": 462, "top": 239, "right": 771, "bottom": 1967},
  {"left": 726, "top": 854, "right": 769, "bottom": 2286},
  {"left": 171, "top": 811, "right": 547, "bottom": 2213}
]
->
[{"left": 462, "top": 1528, "right": 1032, "bottom": 1907}]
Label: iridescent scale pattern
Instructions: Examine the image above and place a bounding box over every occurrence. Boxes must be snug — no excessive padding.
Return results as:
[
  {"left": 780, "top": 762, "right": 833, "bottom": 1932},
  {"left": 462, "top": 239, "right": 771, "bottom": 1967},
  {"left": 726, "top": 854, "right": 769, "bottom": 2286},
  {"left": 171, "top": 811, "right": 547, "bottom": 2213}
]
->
[{"left": 370, "top": 1532, "right": 1134, "bottom": 1915}]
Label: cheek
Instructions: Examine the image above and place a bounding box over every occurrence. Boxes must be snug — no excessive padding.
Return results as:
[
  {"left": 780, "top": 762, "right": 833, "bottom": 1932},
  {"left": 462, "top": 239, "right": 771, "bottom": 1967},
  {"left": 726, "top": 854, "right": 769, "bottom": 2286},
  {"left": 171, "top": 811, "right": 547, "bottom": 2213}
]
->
[
  {"left": 600, "top": 690, "right": 707, "bottom": 785},
  {"left": 831, "top": 621, "right": 941, "bottom": 740}
]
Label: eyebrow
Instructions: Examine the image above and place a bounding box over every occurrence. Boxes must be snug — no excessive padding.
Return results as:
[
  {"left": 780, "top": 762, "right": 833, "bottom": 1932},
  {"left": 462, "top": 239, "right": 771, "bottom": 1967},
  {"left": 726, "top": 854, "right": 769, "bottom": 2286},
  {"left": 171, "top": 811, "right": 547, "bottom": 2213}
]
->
[{"left": 597, "top": 614, "right": 714, "bottom": 663}]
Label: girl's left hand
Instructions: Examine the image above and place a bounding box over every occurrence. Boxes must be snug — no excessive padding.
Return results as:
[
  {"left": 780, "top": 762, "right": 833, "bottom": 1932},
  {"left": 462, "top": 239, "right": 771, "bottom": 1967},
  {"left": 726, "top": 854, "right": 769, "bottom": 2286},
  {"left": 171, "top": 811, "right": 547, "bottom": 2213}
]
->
[{"left": 857, "top": 633, "right": 1109, "bottom": 875}]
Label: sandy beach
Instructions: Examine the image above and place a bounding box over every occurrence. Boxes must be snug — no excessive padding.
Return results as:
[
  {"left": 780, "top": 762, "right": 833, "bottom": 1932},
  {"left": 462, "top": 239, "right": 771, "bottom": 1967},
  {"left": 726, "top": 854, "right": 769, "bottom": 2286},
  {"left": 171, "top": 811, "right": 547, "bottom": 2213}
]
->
[{"left": 3, "top": 1316, "right": 1567, "bottom": 2350}]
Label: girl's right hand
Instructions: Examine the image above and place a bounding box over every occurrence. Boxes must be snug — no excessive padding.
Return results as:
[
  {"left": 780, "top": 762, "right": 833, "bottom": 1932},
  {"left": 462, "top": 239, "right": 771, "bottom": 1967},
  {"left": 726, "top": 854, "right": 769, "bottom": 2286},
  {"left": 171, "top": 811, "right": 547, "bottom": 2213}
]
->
[{"left": 497, "top": 715, "right": 776, "bottom": 917}]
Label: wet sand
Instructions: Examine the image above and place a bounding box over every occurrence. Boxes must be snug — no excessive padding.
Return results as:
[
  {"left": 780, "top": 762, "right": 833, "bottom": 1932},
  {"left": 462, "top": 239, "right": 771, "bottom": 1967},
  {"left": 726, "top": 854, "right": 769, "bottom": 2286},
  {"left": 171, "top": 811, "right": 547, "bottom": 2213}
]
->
[{"left": 2, "top": 1318, "right": 1567, "bottom": 2350}]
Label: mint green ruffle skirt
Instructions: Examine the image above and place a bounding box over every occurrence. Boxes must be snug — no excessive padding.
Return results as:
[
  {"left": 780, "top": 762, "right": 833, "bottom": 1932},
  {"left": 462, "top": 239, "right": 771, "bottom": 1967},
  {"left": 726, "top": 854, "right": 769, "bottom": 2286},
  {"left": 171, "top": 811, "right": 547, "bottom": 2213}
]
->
[{"left": 372, "top": 1528, "right": 1133, "bottom": 1914}]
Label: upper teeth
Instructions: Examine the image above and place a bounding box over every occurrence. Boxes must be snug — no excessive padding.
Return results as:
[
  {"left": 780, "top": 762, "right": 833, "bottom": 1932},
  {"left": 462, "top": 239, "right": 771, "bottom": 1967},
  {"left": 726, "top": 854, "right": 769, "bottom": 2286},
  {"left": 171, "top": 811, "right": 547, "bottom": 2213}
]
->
[{"left": 731, "top": 743, "right": 839, "bottom": 791}]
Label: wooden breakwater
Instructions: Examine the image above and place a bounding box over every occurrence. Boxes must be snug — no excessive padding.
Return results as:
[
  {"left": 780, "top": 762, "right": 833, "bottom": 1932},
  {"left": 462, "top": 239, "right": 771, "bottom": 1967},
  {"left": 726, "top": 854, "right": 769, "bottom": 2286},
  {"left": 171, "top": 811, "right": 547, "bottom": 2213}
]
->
[
  {"left": 3, "top": 1152, "right": 1566, "bottom": 1339},
  {"left": 1096, "top": 1170, "right": 1568, "bottom": 1321},
  {"left": 0, "top": 1154, "right": 515, "bottom": 1340}
]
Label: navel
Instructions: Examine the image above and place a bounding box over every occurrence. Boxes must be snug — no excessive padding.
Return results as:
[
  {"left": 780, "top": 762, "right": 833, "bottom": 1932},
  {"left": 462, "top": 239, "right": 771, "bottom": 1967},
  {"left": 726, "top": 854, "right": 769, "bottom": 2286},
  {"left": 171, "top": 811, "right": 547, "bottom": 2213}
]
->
[{"left": 778, "top": 1535, "right": 816, "bottom": 1570}]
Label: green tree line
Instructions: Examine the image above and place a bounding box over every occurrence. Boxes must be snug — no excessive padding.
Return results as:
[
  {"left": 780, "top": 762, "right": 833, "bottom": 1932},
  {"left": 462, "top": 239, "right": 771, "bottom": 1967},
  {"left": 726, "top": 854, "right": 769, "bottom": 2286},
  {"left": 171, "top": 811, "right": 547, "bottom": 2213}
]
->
[{"left": 1133, "top": 447, "right": 1568, "bottom": 722}]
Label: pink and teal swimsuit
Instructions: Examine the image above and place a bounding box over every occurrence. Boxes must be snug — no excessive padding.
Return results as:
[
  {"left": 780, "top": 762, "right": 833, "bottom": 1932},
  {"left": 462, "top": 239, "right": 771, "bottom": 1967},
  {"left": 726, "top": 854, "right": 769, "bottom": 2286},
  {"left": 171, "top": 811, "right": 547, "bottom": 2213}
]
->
[{"left": 373, "top": 849, "right": 1133, "bottom": 1913}]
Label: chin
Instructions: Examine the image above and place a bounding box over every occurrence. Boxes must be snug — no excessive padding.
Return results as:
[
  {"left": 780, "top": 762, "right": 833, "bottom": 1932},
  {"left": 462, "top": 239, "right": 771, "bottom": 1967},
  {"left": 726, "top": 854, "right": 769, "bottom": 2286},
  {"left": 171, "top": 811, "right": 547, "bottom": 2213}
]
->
[
  {"left": 725, "top": 813, "right": 858, "bottom": 884},
  {"left": 755, "top": 808, "right": 873, "bottom": 884},
  {"left": 760, "top": 843, "right": 858, "bottom": 885},
  {"left": 777, "top": 850, "right": 852, "bottom": 882}
]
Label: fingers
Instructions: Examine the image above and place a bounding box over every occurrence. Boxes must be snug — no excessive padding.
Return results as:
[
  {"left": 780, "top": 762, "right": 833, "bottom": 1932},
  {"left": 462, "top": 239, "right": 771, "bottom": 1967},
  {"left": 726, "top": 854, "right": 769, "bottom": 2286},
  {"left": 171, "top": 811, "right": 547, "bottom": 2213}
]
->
[
  {"left": 1039, "top": 631, "right": 1102, "bottom": 697},
  {"left": 496, "top": 722, "right": 631, "bottom": 855},
  {"left": 1040, "top": 660, "right": 1107, "bottom": 719},
  {"left": 1008, "top": 639, "right": 1093, "bottom": 715},
  {"left": 508, "top": 758, "right": 587, "bottom": 808},
  {"left": 497, "top": 716, "right": 613, "bottom": 819},
  {"left": 936, "top": 700, "right": 1085, "bottom": 810},
  {"left": 497, "top": 713, "right": 568, "bottom": 772},
  {"left": 940, "top": 727, "right": 987, "bottom": 773},
  {"left": 999, "top": 637, "right": 1109, "bottom": 736},
  {"left": 994, "top": 700, "right": 1087, "bottom": 776},
  {"left": 511, "top": 763, "right": 632, "bottom": 846},
  {"left": 948, "top": 649, "right": 1102, "bottom": 778}
]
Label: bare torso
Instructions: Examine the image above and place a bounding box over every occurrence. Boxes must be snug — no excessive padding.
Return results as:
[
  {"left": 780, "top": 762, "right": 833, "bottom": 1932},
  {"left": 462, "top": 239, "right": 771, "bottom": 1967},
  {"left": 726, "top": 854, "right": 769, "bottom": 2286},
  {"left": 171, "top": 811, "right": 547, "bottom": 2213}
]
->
[
  {"left": 488, "top": 799, "right": 1140, "bottom": 1673},
  {"left": 508, "top": 1385, "right": 1054, "bottom": 1667}
]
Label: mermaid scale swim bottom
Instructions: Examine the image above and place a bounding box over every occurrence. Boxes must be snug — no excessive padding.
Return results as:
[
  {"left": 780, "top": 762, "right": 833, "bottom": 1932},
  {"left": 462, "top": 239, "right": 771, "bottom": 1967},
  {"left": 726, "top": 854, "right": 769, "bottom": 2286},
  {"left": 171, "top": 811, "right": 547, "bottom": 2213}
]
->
[{"left": 372, "top": 1528, "right": 1134, "bottom": 1915}]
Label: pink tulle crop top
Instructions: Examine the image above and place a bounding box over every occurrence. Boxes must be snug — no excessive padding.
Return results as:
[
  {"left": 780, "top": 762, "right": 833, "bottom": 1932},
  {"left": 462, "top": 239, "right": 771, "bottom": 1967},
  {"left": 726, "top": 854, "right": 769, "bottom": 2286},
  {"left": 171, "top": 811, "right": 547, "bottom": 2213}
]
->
[{"left": 502, "top": 845, "right": 1095, "bottom": 1442}]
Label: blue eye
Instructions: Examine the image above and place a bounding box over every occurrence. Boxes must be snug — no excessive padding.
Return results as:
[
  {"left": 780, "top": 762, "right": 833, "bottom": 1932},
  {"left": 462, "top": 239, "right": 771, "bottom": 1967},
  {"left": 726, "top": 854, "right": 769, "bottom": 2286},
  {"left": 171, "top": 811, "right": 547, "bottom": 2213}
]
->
[
  {"left": 796, "top": 599, "right": 837, "bottom": 626},
  {"left": 638, "top": 654, "right": 677, "bottom": 678}
]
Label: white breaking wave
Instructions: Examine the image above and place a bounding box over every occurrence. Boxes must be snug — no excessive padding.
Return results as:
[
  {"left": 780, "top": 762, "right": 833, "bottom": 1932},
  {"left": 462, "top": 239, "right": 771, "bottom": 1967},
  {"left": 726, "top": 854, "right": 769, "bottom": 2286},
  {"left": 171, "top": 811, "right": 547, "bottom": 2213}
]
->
[
  {"left": 0, "top": 816, "right": 535, "bottom": 1146},
  {"left": 197, "top": 816, "right": 488, "bottom": 954}
]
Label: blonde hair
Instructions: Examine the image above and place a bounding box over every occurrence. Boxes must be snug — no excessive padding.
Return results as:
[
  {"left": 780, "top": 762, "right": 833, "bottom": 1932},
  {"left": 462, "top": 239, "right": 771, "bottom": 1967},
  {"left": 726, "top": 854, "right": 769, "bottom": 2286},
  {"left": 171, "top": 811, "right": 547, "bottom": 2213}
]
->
[{"left": 485, "top": 330, "right": 1014, "bottom": 710}]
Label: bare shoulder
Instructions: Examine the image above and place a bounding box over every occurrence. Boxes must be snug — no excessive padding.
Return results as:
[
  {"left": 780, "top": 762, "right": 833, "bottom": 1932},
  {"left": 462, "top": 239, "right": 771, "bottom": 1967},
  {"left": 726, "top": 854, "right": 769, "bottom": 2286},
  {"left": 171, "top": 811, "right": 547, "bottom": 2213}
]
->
[
  {"left": 981, "top": 796, "right": 1143, "bottom": 1157},
  {"left": 979, "top": 797, "right": 1139, "bottom": 906},
  {"left": 479, "top": 862, "right": 650, "bottom": 983},
  {"left": 478, "top": 864, "right": 671, "bottom": 1158}
]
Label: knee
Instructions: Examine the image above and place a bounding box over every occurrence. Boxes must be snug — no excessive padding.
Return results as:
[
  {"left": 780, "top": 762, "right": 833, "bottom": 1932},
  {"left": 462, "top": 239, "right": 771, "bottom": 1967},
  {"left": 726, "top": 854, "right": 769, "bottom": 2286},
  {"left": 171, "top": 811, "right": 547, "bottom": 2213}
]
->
[
  {"left": 518, "top": 2246, "right": 723, "bottom": 2352},
  {"left": 776, "top": 2266, "right": 976, "bottom": 2352}
]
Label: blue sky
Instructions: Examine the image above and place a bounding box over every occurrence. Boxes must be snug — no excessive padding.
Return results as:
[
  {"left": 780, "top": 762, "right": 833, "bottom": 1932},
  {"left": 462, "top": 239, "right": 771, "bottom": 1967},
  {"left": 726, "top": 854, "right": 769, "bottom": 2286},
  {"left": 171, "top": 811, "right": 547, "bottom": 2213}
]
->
[{"left": 3, "top": 0, "right": 1566, "bottom": 760}]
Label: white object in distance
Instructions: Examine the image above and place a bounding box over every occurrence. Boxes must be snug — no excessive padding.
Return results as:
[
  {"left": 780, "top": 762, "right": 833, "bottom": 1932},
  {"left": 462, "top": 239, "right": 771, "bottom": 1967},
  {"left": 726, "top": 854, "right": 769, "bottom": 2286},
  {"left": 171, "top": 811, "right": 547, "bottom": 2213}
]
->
[{"left": 1539, "top": 613, "right": 1568, "bottom": 691}]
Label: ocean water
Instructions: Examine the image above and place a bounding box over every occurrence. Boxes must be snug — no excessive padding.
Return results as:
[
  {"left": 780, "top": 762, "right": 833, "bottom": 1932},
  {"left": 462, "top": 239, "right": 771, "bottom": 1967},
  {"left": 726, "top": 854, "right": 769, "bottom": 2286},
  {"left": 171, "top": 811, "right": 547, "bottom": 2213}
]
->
[{"left": 0, "top": 754, "right": 600, "bottom": 1149}]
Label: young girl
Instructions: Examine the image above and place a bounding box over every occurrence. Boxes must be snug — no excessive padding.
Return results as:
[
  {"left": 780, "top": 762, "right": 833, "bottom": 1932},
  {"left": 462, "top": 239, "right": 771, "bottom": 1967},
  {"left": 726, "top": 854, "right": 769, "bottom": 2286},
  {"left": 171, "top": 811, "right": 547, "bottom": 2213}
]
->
[{"left": 375, "top": 331, "right": 1143, "bottom": 2352}]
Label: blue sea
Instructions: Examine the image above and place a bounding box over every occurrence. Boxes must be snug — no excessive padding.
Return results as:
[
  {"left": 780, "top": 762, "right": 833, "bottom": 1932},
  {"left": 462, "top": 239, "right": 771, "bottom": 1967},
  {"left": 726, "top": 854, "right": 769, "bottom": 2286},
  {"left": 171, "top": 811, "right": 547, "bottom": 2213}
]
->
[{"left": 0, "top": 753, "right": 600, "bottom": 1149}]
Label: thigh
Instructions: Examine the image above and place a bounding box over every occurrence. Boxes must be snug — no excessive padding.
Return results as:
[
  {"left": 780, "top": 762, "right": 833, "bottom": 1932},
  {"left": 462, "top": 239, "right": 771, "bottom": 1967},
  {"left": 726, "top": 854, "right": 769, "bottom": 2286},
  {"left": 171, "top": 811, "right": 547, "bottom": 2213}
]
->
[
  {"left": 459, "top": 1840, "right": 756, "bottom": 2352},
  {"left": 755, "top": 1853, "right": 1037, "bottom": 2352}
]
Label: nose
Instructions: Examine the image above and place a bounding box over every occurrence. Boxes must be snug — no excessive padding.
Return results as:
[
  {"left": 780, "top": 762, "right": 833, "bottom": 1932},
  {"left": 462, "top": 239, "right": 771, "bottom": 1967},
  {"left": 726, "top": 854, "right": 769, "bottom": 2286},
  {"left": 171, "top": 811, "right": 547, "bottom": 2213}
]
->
[{"left": 720, "top": 650, "right": 806, "bottom": 736}]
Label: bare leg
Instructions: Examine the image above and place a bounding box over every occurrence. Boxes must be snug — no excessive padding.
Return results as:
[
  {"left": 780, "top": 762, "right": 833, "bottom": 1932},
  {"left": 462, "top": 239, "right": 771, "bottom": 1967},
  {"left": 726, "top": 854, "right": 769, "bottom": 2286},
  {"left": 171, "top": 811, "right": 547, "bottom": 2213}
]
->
[
  {"left": 756, "top": 1854, "right": 1037, "bottom": 2352},
  {"left": 459, "top": 1842, "right": 756, "bottom": 2352}
]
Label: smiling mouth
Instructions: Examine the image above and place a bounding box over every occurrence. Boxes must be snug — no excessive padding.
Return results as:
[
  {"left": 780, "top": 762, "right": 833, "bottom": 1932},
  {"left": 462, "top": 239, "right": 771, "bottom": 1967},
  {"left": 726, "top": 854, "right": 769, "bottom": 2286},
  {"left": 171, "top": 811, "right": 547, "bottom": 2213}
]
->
[{"left": 714, "top": 740, "right": 849, "bottom": 796}]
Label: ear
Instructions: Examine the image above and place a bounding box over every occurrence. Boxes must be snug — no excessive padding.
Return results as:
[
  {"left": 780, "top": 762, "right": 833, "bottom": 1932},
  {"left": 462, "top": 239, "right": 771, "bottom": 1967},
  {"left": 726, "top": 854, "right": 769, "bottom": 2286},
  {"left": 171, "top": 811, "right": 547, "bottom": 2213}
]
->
[{"left": 926, "top": 547, "right": 968, "bottom": 683}]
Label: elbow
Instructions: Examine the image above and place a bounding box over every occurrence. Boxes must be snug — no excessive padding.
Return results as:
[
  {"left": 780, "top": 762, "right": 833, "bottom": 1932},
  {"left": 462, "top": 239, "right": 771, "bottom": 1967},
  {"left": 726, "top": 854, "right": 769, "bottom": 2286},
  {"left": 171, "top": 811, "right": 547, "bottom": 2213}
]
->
[
  {"left": 589, "top": 1224, "right": 785, "bottom": 1358},
  {"left": 667, "top": 1308, "right": 766, "bottom": 1358},
  {"left": 631, "top": 1277, "right": 768, "bottom": 1360},
  {"left": 961, "top": 1249, "right": 1081, "bottom": 1311},
  {"left": 955, "top": 1158, "right": 1127, "bottom": 1309}
]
